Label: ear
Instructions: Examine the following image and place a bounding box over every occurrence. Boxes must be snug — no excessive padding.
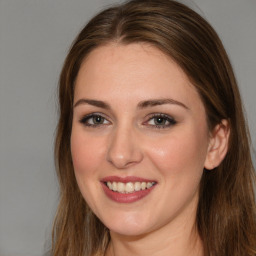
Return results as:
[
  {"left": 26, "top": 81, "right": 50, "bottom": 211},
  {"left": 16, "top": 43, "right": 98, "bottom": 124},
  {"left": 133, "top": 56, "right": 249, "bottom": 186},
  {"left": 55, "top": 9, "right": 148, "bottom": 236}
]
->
[{"left": 204, "top": 119, "right": 230, "bottom": 170}]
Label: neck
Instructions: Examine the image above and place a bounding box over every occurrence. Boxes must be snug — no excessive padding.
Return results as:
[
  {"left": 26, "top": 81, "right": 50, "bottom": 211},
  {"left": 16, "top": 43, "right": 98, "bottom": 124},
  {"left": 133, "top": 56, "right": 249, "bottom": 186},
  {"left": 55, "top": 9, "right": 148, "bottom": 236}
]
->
[{"left": 105, "top": 212, "right": 203, "bottom": 256}]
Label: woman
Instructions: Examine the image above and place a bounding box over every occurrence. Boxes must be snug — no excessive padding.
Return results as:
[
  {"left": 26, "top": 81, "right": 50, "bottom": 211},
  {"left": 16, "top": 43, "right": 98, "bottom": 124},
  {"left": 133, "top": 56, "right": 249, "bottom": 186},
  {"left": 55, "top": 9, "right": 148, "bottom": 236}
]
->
[{"left": 52, "top": 0, "right": 256, "bottom": 255}]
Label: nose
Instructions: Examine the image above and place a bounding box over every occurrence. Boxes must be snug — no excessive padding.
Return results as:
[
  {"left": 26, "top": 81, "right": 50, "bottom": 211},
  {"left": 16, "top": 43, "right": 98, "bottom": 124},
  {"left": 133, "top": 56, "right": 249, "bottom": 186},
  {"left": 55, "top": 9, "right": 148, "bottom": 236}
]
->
[{"left": 106, "top": 125, "right": 143, "bottom": 169}]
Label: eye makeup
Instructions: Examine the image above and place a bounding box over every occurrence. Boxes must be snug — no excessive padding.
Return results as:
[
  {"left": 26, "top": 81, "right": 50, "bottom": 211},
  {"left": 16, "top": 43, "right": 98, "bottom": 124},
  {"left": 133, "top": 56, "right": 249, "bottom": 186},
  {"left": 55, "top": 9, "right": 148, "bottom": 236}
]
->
[{"left": 79, "top": 112, "right": 177, "bottom": 130}]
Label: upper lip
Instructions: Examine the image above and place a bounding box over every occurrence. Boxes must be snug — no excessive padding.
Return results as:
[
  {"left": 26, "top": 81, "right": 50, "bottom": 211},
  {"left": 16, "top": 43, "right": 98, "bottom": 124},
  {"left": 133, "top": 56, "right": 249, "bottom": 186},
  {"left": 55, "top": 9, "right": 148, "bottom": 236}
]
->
[{"left": 101, "top": 176, "right": 157, "bottom": 183}]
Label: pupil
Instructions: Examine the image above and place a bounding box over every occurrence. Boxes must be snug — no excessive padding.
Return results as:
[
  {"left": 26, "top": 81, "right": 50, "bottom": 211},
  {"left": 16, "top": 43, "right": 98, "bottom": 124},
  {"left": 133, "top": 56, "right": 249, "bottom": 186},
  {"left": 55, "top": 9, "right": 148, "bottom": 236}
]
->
[
  {"left": 94, "top": 116, "right": 102, "bottom": 123},
  {"left": 155, "top": 117, "right": 165, "bottom": 125}
]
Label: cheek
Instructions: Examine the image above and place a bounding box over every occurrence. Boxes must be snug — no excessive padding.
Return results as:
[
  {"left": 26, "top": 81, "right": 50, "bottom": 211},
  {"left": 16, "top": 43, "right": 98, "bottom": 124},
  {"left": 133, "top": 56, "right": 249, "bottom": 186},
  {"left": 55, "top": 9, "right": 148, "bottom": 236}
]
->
[
  {"left": 70, "top": 129, "right": 107, "bottom": 210},
  {"left": 70, "top": 128, "right": 105, "bottom": 176},
  {"left": 147, "top": 127, "right": 209, "bottom": 177}
]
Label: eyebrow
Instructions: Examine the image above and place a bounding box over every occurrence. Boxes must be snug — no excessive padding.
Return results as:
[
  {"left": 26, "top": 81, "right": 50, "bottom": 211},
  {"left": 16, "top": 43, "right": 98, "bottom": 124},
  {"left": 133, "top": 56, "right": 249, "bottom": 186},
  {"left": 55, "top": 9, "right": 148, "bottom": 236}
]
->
[
  {"left": 73, "top": 98, "right": 189, "bottom": 110},
  {"left": 137, "top": 98, "right": 189, "bottom": 110},
  {"left": 73, "top": 99, "right": 111, "bottom": 109}
]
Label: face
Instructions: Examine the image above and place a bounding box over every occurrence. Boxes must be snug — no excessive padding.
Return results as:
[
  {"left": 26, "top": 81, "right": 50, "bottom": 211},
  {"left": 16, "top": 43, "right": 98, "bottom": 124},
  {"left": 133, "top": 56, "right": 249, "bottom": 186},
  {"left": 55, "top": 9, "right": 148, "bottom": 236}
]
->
[{"left": 71, "top": 43, "right": 211, "bottom": 237}]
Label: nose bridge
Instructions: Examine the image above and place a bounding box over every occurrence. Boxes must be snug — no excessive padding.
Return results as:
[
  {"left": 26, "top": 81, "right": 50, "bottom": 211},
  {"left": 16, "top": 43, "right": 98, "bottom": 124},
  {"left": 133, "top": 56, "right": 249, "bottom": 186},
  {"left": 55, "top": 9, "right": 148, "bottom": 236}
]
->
[{"left": 106, "top": 122, "right": 143, "bottom": 169}]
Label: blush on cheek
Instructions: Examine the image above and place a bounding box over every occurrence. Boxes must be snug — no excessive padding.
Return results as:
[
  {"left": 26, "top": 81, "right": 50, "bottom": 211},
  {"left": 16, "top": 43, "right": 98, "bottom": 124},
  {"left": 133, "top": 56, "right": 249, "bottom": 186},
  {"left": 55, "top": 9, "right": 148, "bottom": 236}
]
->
[
  {"left": 148, "top": 133, "right": 207, "bottom": 177},
  {"left": 71, "top": 135, "right": 88, "bottom": 174},
  {"left": 71, "top": 147, "right": 94, "bottom": 175},
  {"left": 71, "top": 133, "right": 106, "bottom": 175}
]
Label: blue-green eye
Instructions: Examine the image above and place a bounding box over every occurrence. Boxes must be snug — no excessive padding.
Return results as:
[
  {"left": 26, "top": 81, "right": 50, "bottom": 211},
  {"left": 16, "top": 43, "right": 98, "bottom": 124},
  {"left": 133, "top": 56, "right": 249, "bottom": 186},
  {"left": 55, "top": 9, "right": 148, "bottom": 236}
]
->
[
  {"left": 146, "top": 114, "right": 176, "bottom": 128},
  {"left": 80, "top": 114, "right": 110, "bottom": 127}
]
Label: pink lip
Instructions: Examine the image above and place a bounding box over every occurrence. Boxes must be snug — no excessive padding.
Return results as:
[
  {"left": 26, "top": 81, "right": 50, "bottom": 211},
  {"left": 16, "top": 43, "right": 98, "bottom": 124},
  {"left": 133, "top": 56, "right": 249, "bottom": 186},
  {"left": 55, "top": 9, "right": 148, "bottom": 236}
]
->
[{"left": 101, "top": 176, "right": 157, "bottom": 204}]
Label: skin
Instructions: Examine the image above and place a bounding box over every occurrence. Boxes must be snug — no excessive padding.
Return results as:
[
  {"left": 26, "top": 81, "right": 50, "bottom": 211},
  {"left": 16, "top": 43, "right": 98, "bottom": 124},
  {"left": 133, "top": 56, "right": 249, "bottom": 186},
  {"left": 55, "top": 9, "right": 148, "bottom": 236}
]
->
[{"left": 71, "top": 43, "right": 229, "bottom": 256}]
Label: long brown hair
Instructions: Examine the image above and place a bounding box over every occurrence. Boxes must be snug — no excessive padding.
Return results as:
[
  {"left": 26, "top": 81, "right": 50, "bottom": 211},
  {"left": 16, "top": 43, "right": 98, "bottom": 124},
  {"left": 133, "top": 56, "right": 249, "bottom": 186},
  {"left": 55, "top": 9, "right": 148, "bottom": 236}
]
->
[{"left": 52, "top": 0, "right": 256, "bottom": 255}]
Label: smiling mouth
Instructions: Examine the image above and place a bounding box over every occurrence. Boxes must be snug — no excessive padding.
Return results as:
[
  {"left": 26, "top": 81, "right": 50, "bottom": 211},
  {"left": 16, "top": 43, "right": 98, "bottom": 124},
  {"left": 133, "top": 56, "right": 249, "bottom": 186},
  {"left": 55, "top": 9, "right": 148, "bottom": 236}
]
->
[
  {"left": 101, "top": 177, "right": 157, "bottom": 203},
  {"left": 104, "top": 181, "right": 157, "bottom": 194}
]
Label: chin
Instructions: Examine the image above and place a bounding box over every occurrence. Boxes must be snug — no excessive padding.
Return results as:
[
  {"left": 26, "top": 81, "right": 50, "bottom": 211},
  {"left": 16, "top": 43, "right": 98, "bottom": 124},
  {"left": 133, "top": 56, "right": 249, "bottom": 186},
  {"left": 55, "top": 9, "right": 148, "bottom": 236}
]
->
[
  {"left": 102, "top": 213, "right": 153, "bottom": 237},
  {"left": 109, "top": 225, "right": 148, "bottom": 237}
]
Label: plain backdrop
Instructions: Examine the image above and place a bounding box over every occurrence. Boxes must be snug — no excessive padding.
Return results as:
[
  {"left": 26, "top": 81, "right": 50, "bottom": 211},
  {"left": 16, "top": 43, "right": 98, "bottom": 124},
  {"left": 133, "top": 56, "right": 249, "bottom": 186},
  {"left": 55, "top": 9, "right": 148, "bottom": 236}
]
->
[{"left": 0, "top": 0, "right": 255, "bottom": 256}]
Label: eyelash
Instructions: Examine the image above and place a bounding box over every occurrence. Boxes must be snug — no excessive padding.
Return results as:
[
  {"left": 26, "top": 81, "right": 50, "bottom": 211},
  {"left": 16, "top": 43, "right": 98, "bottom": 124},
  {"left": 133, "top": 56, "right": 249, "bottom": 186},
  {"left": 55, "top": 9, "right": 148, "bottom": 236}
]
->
[
  {"left": 79, "top": 113, "right": 110, "bottom": 127},
  {"left": 144, "top": 113, "right": 177, "bottom": 129},
  {"left": 79, "top": 113, "right": 177, "bottom": 129}
]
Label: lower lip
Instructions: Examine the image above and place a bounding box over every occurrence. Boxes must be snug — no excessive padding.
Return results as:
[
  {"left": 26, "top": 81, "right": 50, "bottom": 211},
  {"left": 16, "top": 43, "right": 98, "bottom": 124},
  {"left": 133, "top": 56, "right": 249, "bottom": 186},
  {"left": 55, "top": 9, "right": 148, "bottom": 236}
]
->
[{"left": 101, "top": 183, "right": 156, "bottom": 203}]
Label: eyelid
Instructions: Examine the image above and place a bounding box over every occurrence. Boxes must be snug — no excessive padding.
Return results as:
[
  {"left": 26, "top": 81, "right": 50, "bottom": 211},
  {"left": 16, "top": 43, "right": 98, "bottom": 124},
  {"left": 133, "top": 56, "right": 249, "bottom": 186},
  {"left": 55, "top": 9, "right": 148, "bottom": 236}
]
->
[
  {"left": 78, "top": 112, "right": 176, "bottom": 129},
  {"left": 143, "top": 113, "right": 177, "bottom": 128},
  {"left": 79, "top": 112, "right": 111, "bottom": 127}
]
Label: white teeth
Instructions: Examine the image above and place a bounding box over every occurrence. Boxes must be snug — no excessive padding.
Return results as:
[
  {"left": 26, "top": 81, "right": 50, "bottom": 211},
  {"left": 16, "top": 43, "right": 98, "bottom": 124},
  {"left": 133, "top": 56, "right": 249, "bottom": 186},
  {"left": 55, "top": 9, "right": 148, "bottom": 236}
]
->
[
  {"left": 112, "top": 182, "right": 117, "bottom": 191},
  {"left": 141, "top": 182, "right": 146, "bottom": 190},
  {"left": 107, "top": 182, "right": 112, "bottom": 190},
  {"left": 117, "top": 182, "right": 125, "bottom": 193},
  {"left": 147, "top": 182, "right": 153, "bottom": 189},
  {"left": 106, "top": 181, "right": 155, "bottom": 193},
  {"left": 125, "top": 182, "right": 134, "bottom": 193},
  {"left": 134, "top": 182, "right": 141, "bottom": 191}
]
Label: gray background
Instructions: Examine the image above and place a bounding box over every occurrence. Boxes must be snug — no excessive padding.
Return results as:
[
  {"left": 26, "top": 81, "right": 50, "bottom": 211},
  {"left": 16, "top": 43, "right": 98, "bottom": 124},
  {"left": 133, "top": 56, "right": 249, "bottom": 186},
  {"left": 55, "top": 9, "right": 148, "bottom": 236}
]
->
[{"left": 0, "top": 0, "right": 255, "bottom": 256}]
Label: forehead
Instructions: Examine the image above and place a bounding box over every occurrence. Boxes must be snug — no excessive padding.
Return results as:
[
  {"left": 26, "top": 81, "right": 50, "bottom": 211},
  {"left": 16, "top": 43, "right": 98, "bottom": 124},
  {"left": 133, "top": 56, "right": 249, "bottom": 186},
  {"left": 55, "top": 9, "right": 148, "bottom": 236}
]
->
[{"left": 74, "top": 43, "right": 203, "bottom": 111}]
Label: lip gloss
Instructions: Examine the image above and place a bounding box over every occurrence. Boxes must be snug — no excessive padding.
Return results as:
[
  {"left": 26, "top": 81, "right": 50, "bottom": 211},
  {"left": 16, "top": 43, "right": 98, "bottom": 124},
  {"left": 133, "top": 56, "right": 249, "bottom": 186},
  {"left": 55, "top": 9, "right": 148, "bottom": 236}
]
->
[{"left": 101, "top": 176, "right": 157, "bottom": 203}]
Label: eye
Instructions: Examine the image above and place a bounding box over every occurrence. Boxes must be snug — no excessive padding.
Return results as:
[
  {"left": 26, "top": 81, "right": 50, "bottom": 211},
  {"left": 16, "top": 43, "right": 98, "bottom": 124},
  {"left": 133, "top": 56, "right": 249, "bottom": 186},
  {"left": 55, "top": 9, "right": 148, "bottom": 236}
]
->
[
  {"left": 145, "top": 114, "right": 176, "bottom": 129},
  {"left": 79, "top": 114, "right": 110, "bottom": 127}
]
